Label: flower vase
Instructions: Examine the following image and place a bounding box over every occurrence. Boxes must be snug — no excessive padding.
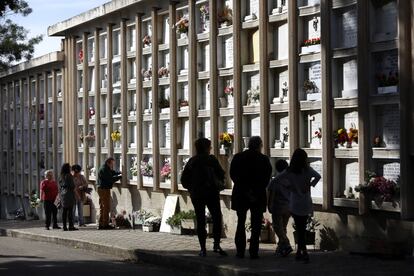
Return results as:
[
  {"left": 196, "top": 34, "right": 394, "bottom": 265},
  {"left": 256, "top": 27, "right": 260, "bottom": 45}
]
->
[
  {"left": 180, "top": 32, "right": 187, "bottom": 39},
  {"left": 359, "top": 193, "right": 371, "bottom": 215},
  {"left": 114, "top": 141, "right": 121, "bottom": 148}
]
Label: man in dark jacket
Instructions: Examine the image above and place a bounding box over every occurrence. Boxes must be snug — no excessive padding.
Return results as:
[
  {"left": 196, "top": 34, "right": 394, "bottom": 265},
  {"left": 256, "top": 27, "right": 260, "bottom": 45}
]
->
[
  {"left": 230, "top": 136, "right": 272, "bottom": 259},
  {"left": 97, "top": 157, "right": 122, "bottom": 229}
]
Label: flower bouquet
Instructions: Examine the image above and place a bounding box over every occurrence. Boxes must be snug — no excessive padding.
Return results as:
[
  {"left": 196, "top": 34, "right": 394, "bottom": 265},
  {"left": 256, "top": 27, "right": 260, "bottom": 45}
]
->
[
  {"left": 301, "top": 37, "right": 321, "bottom": 54},
  {"left": 130, "top": 157, "right": 138, "bottom": 179},
  {"left": 158, "top": 66, "right": 169, "bottom": 78},
  {"left": 141, "top": 68, "right": 152, "bottom": 81},
  {"left": 355, "top": 171, "right": 400, "bottom": 208},
  {"left": 159, "top": 98, "right": 170, "bottom": 113},
  {"left": 140, "top": 159, "right": 153, "bottom": 183},
  {"left": 160, "top": 160, "right": 171, "bottom": 183},
  {"left": 219, "top": 132, "right": 234, "bottom": 155},
  {"left": 218, "top": 5, "right": 233, "bottom": 27},
  {"left": 142, "top": 34, "right": 151, "bottom": 47},
  {"left": 246, "top": 86, "right": 260, "bottom": 106},
  {"left": 111, "top": 130, "right": 121, "bottom": 142},
  {"left": 200, "top": 4, "right": 209, "bottom": 33},
  {"left": 304, "top": 79, "right": 321, "bottom": 101},
  {"left": 179, "top": 99, "right": 189, "bottom": 111},
  {"left": 333, "top": 128, "right": 348, "bottom": 147},
  {"left": 175, "top": 16, "right": 189, "bottom": 36},
  {"left": 313, "top": 127, "right": 322, "bottom": 141},
  {"left": 348, "top": 126, "right": 358, "bottom": 145},
  {"left": 376, "top": 71, "right": 398, "bottom": 94}
]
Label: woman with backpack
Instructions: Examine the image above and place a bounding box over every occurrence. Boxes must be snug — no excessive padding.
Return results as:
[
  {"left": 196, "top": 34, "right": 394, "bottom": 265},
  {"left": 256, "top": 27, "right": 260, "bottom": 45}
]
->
[{"left": 181, "top": 138, "right": 227, "bottom": 257}]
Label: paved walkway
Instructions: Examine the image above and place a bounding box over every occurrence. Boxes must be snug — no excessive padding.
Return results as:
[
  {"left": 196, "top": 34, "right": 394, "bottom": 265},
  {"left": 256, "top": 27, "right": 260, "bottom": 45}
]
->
[{"left": 0, "top": 220, "right": 413, "bottom": 275}]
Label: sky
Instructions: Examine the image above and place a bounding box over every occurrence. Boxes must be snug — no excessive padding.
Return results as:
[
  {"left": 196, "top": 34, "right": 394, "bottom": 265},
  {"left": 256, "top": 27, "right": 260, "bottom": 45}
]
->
[{"left": 11, "top": 0, "right": 110, "bottom": 58}]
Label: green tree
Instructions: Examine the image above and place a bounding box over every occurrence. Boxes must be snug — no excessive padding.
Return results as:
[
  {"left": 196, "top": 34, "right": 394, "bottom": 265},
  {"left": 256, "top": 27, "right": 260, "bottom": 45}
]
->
[{"left": 0, "top": 0, "right": 42, "bottom": 70}]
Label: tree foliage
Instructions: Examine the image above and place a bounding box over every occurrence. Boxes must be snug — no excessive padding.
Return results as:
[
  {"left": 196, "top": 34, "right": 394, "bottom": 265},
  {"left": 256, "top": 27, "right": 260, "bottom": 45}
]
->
[{"left": 0, "top": 0, "right": 42, "bottom": 70}]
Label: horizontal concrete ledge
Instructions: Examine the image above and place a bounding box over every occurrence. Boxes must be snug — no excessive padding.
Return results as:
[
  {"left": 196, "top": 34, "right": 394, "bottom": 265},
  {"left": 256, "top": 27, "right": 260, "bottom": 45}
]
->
[
  {"left": 2, "top": 228, "right": 255, "bottom": 276},
  {"left": 0, "top": 51, "right": 64, "bottom": 78},
  {"left": 48, "top": 0, "right": 146, "bottom": 36}
]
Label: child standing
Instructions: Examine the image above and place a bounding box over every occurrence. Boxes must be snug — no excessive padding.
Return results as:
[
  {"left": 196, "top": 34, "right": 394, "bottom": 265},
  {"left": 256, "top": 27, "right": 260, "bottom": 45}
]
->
[{"left": 267, "top": 159, "right": 292, "bottom": 257}]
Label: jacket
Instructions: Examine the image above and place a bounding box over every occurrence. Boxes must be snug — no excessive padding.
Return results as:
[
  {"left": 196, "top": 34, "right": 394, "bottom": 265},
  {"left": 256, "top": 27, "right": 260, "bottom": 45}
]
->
[
  {"left": 40, "top": 179, "right": 58, "bottom": 201},
  {"left": 230, "top": 149, "right": 272, "bottom": 212},
  {"left": 181, "top": 154, "right": 225, "bottom": 200},
  {"left": 59, "top": 174, "right": 76, "bottom": 208},
  {"left": 97, "top": 164, "right": 122, "bottom": 189},
  {"left": 73, "top": 174, "right": 88, "bottom": 203}
]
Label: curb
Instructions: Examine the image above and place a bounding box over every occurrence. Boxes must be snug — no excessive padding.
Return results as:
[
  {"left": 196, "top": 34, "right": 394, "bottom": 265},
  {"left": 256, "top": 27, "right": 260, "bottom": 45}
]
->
[{"left": 0, "top": 227, "right": 258, "bottom": 276}]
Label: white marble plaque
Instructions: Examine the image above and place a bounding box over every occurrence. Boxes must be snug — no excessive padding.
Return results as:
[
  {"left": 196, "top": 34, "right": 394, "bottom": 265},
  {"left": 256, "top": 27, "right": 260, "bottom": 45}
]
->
[
  {"left": 147, "top": 23, "right": 152, "bottom": 37},
  {"left": 183, "top": 47, "right": 189, "bottom": 70},
  {"left": 342, "top": 59, "right": 358, "bottom": 95},
  {"left": 344, "top": 111, "right": 358, "bottom": 130},
  {"left": 226, "top": 118, "right": 234, "bottom": 134},
  {"left": 204, "top": 119, "right": 211, "bottom": 139},
  {"left": 146, "top": 56, "right": 152, "bottom": 70},
  {"left": 204, "top": 44, "right": 210, "bottom": 71},
  {"left": 309, "top": 62, "right": 322, "bottom": 92},
  {"left": 183, "top": 120, "right": 190, "bottom": 149},
  {"left": 224, "top": 36, "right": 233, "bottom": 68},
  {"left": 249, "top": 0, "right": 259, "bottom": 18},
  {"left": 90, "top": 68, "right": 95, "bottom": 91},
  {"left": 382, "top": 105, "right": 400, "bottom": 148},
  {"left": 341, "top": 10, "right": 357, "bottom": 48},
  {"left": 345, "top": 161, "right": 359, "bottom": 191},
  {"left": 130, "top": 28, "right": 136, "bottom": 52},
  {"left": 383, "top": 162, "right": 400, "bottom": 181},
  {"left": 250, "top": 73, "right": 260, "bottom": 90},
  {"left": 165, "top": 122, "right": 170, "bottom": 148},
  {"left": 163, "top": 17, "right": 170, "bottom": 44},
  {"left": 309, "top": 113, "right": 322, "bottom": 148},
  {"left": 279, "top": 115, "right": 289, "bottom": 141},
  {"left": 164, "top": 52, "right": 170, "bottom": 68},
  {"left": 308, "top": 16, "right": 320, "bottom": 39},
  {"left": 204, "top": 82, "right": 210, "bottom": 109},
  {"left": 183, "top": 83, "right": 189, "bottom": 100},
  {"left": 279, "top": 70, "right": 289, "bottom": 99},
  {"left": 251, "top": 116, "right": 260, "bottom": 136},
  {"left": 147, "top": 123, "right": 153, "bottom": 148},
  {"left": 373, "top": 2, "right": 397, "bottom": 42},
  {"left": 310, "top": 160, "right": 323, "bottom": 198},
  {"left": 278, "top": 23, "right": 289, "bottom": 60}
]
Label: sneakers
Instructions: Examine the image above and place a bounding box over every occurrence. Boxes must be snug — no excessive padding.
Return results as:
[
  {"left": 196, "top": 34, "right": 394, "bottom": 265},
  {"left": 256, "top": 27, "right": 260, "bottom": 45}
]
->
[
  {"left": 198, "top": 248, "right": 207, "bottom": 257},
  {"left": 213, "top": 245, "right": 228, "bottom": 256}
]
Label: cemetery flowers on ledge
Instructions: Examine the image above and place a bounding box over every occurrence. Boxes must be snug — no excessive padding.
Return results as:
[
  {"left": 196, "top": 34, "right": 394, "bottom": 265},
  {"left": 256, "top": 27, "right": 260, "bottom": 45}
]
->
[
  {"left": 224, "top": 85, "right": 234, "bottom": 97},
  {"left": 313, "top": 128, "right": 322, "bottom": 140},
  {"left": 376, "top": 71, "right": 398, "bottom": 87},
  {"left": 200, "top": 4, "right": 209, "bottom": 15},
  {"left": 302, "top": 37, "right": 321, "bottom": 47},
  {"left": 130, "top": 157, "right": 138, "bottom": 177},
  {"left": 141, "top": 68, "right": 152, "bottom": 80},
  {"left": 140, "top": 160, "right": 153, "bottom": 177},
  {"left": 246, "top": 86, "right": 260, "bottom": 105},
  {"left": 218, "top": 5, "right": 233, "bottom": 26},
  {"left": 30, "top": 191, "right": 41, "bottom": 209},
  {"left": 160, "top": 160, "right": 172, "bottom": 180},
  {"left": 333, "top": 128, "right": 348, "bottom": 147},
  {"left": 142, "top": 34, "right": 151, "bottom": 47},
  {"left": 175, "top": 16, "right": 189, "bottom": 34},
  {"left": 355, "top": 171, "right": 400, "bottom": 208},
  {"left": 111, "top": 130, "right": 121, "bottom": 142},
  {"left": 219, "top": 132, "right": 234, "bottom": 150},
  {"left": 158, "top": 66, "right": 169, "bottom": 78},
  {"left": 303, "top": 79, "right": 319, "bottom": 94}
]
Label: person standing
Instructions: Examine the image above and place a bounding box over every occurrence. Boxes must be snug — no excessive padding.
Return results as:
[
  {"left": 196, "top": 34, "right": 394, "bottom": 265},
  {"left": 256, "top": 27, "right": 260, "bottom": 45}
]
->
[
  {"left": 96, "top": 157, "right": 122, "bottom": 230},
  {"left": 284, "top": 148, "right": 321, "bottom": 263},
  {"left": 40, "top": 170, "right": 60, "bottom": 230},
  {"left": 230, "top": 136, "right": 272, "bottom": 259},
  {"left": 267, "top": 159, "right": 292, "bottom": 257},
  {"left": 72, "top": 164, "right": 89, "bottom": 227},
  {"left": 59, "top": 163, "right": 78, "bottom": 231},
  {"left": 181, "top": 138, "right": 227, "bottom": 257}
]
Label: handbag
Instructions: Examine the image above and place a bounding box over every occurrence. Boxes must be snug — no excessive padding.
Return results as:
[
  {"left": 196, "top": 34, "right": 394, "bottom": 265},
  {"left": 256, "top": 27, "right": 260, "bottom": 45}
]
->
[{"left": 54, "top": 195, "right": 62, "bottom": 209}]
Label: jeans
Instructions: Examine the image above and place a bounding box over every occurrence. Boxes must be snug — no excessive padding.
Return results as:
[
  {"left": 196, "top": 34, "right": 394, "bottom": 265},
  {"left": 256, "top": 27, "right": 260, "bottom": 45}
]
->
[
  {"left": 235, "top": 208, "right": 263, "bottom": 257},
  {"left": 44, "top": 200, "right": 58, "bottom": 228},
  {"left": 272, "top": 211, "right": 291, "bottom": 248},
  {"left": 292, "top": 214, "right": 308, "bottom": 251},
  {"left": 191, "top": 195, "right": 222, "bottom": 250},
  {"left": 62, "top": 207, "right": 74, "bottom": 229},
  {"left": 98, "top": 188, "right": 111, "bottom": 227},
  {"left": 72, "top": 200, "right": 84, "bottom": 226}
]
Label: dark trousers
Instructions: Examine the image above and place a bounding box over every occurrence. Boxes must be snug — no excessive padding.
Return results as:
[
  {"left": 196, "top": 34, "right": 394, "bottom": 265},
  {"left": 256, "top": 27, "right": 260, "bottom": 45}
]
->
[
  {"left": 191, "top": 195, "right": 222, "bottom": 250},
  {"left": 292, "top": 214, "right": 308, "bottom": 251},
  {"left": 235, "top": 208, "right": 263, "bottom": 256},
  {"left": 62, "top": 207, "right": 74, "bottom": 229},
  {"left": 44, "top": 200, "right": 58, "bottom": 228}
]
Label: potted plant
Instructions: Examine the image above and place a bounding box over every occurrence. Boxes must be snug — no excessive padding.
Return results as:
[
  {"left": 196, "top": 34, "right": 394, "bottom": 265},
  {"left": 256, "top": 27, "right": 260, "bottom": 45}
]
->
[
  {"left": 292, "top": 217, "right": 320, "bottom": 246},
  {"left": 140, "top": 159, "right": 153, "bottom": 184},
  {"left": 132, "top": 209, "right": 153, "bottom": 227},
  {"left": 28, "top": 190, "right": 40, "bottom": 220},
  {"left": 376, "top": 71, "right": 398, "bottom": 94},
  {"left": 246, "top": 86, "right": 260, "bottom": 106},
  {"left": 143, "top": 216, "right": 161, "bottom": 232},
  {"left": 301, "top": 37, "right": 321, "bottom": 54},
  {"left": 166, "top": 210, "right": 197, "bottom": 235},
  {"left": 304, "top": 79, "right": 321, "bottom": 101}
]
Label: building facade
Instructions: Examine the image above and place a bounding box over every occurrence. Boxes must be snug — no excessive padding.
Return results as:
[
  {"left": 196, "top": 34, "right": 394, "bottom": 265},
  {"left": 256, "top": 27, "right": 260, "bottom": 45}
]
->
[{"left": 1, "top": 0, "right": 414, "bottom": 250}]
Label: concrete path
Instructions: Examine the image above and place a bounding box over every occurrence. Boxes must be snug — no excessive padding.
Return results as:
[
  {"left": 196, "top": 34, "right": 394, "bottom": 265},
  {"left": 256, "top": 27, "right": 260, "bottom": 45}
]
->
[{"left": 0, "top": 220, "right": 413, "bottom": 275}]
